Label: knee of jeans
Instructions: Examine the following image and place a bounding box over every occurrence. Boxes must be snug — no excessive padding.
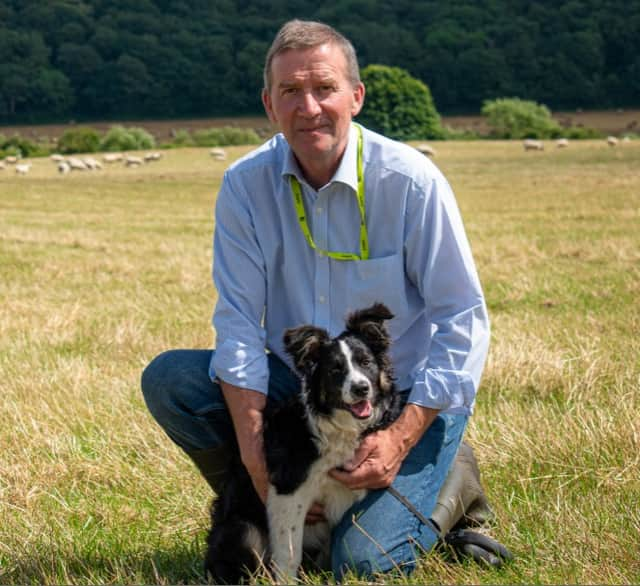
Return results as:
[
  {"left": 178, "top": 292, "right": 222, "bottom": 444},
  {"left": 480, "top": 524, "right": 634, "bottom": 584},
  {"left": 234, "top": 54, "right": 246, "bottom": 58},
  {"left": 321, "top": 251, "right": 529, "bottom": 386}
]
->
[
  {"left": 331, "top": 530, "right": 379, "bottom": 580},
  {"left": 141, "top": 350, "right": 179, "bottom": 419}
]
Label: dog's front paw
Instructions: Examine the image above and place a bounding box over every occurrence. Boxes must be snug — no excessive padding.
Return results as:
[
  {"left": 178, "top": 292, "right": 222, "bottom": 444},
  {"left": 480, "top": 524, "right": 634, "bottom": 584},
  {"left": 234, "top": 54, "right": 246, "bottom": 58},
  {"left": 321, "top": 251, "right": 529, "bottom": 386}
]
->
[{"left": 270, "top": 558, "right": 298, "bottom": 584}]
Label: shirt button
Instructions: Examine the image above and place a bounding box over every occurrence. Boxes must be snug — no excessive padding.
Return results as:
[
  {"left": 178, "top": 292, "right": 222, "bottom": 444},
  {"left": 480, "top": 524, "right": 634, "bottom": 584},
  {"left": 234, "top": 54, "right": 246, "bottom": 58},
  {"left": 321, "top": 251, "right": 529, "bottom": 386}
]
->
[
  {"left": 316, "top": 206, "right": 323, "bottom": 213},
  {"left": 319, "top": 295, "right": 326, "bottom": 303}
]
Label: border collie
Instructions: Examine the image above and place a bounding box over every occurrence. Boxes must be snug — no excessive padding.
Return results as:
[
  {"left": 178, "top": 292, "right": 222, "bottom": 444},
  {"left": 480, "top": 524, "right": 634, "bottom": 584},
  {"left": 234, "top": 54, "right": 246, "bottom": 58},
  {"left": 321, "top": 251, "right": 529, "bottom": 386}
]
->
[{"left": 205, "top": 303, "right": 402, "bottom": 583}]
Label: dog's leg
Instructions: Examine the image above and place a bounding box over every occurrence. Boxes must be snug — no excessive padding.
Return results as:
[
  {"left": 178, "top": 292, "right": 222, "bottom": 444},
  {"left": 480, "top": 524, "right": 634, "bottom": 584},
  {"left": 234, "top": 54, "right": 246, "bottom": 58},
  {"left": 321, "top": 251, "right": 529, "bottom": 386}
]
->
[{"left": 267, "top": 485, "right": 312, "bottom": 583}]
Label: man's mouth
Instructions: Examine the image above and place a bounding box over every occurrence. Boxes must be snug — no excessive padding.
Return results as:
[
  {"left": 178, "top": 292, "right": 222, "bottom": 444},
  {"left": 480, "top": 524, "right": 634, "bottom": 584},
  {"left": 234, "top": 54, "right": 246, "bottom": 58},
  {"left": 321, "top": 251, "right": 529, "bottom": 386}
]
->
[
  {"left": 298, "top": 124, "right": 329, "bottom": 133},
  {"left": 346, "top": 399, "right": 372, "bottom": 419}
]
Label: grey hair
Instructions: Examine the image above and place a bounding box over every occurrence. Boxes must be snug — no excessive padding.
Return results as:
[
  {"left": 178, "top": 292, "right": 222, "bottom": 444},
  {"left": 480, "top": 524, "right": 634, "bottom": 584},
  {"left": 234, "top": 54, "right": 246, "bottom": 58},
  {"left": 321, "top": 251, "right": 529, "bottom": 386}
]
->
[{"left": 263, "top": 19, "right": 361, "bottom": 92}]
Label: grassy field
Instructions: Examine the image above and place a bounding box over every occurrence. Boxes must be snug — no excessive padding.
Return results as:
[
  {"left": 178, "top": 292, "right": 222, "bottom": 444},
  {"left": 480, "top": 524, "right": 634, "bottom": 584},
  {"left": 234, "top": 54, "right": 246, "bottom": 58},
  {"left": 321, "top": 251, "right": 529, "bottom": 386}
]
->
[{"left": 1, "top": 139, "right": 639, "bottom": 584}]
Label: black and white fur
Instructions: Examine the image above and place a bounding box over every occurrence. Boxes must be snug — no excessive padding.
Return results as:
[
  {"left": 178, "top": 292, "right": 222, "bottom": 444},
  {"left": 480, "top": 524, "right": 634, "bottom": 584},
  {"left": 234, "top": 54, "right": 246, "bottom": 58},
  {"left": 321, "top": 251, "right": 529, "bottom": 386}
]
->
[{"left": 205, "top": 303, "right": 402, "bottom": 583}]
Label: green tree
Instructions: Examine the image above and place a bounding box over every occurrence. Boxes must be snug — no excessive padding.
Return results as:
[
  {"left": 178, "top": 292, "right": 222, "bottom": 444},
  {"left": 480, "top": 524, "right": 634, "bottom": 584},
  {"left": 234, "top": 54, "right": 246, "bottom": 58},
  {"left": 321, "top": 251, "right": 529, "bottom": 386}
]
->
[
  {"left": 31, "top": 68, "right": 74, "bottom": 117},
  {"left": 357, "top": 64, "right": 444, "bottom": 140},
  {"left": 58, "top": 127, "right": 101, "bottom": 154},
  {"left": 481, "top": 97, "right": 562, "bottom": 139}
]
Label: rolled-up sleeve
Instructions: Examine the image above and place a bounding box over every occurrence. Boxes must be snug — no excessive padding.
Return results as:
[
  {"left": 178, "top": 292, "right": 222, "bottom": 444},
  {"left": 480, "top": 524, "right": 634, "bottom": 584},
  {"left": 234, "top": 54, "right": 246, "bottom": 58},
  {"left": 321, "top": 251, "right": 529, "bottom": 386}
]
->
[
  {"left": 210, "top": 171, "right": 270, "bottom": 393},
  {"left": 404, "top": 170, "right": 490, "bottom": 413}
]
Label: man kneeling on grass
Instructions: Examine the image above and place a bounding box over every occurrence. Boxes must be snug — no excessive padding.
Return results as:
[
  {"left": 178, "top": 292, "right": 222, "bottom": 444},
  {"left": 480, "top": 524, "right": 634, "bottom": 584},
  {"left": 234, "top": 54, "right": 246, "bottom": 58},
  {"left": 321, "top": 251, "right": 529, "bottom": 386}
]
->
[{"left": 142, "top": 18, "right": 509, "bottom": 579}]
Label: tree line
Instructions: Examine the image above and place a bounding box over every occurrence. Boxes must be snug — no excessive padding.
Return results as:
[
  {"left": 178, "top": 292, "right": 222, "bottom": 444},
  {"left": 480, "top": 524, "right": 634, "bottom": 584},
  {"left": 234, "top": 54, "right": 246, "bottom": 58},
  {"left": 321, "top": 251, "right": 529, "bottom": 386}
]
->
[{"left": 1, "top": 0, "right": 639, "bottom": 123}]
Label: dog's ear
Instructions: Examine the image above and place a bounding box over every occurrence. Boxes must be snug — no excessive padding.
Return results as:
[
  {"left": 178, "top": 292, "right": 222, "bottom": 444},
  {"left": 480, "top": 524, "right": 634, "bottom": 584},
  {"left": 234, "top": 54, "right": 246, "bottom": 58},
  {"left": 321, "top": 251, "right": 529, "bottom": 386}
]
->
[
  {"left": 283, "top": 325, "right": 329, "bottom": 374},
  {"left": 346, "top": 302, "right": 394, "bottom": 354}
]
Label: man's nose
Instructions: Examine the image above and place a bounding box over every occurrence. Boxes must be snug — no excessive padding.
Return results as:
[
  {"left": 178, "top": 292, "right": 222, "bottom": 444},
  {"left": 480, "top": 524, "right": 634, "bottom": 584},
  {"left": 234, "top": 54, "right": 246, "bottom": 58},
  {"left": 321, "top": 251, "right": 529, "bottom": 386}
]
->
[{"left": 298, "top": 91, "right": 322, "bottom": 116}]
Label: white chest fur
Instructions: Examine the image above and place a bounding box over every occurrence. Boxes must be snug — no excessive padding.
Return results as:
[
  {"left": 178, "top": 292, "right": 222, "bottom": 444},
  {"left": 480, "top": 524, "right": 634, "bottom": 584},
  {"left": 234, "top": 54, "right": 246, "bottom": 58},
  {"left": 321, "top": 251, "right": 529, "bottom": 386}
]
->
[{"left": 267, "top": 410, "right": 368, "bottom": 581}]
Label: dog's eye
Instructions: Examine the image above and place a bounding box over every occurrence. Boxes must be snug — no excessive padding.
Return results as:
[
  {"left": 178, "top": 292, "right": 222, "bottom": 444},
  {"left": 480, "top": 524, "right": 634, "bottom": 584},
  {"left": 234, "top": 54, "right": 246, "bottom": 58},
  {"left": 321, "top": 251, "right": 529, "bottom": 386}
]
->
[{"left": 359, "top": 357, "right": 371, "bottom": 367}]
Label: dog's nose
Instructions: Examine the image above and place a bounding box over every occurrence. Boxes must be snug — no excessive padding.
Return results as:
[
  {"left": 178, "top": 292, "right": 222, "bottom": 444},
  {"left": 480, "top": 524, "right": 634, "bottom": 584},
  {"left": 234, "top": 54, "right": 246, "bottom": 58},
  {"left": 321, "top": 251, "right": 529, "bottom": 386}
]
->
[{"left": 351, "top": 381, "right": 369, "bottom": 398}]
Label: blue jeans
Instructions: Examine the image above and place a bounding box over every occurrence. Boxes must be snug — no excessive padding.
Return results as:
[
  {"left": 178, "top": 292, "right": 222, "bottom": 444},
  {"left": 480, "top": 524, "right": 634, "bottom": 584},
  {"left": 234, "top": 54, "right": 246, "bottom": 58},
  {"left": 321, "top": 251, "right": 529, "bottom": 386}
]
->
[{"left": 141, "top": 349, "right": 467, "bottom": 578}]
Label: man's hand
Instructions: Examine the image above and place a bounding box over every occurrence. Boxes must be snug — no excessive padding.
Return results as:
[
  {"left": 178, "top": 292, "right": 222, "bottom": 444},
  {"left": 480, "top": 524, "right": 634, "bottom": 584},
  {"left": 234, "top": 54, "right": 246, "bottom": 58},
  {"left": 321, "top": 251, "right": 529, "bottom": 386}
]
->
[
  {"left": 330, "top": 404, "right": 440, "bottom": 490},
  {"left": 329, "top": 427, "right": 406, "bottom": 489}
]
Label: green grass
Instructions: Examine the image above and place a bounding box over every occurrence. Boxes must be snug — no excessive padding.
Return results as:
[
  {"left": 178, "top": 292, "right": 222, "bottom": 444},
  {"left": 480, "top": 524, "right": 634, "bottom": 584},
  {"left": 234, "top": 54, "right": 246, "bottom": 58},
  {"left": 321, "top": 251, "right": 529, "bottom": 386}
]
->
[{"left": 1, "top": 140, "right": 639, "bottom": 584}]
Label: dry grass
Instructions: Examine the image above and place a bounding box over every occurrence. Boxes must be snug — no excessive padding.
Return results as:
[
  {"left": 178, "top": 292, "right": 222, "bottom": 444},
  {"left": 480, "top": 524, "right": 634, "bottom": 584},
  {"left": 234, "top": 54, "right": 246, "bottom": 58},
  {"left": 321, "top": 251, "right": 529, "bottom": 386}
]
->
[{"left": 1, "top": 139, "right": 639, "bottom": 584}]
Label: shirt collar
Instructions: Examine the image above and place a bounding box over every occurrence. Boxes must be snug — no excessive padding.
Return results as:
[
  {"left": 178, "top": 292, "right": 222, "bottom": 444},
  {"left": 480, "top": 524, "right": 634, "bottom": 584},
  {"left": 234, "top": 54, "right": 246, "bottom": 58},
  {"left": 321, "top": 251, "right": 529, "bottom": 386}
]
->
[{"left": 281, "top": 124, "right": 359, "bottom": 193}]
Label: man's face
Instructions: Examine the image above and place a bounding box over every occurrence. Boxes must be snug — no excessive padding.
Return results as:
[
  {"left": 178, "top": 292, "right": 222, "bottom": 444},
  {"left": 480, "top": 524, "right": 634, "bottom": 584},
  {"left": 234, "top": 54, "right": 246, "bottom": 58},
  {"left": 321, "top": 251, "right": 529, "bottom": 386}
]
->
[{"left": 262, "top": 43, "right": 365, "bottom": 182}]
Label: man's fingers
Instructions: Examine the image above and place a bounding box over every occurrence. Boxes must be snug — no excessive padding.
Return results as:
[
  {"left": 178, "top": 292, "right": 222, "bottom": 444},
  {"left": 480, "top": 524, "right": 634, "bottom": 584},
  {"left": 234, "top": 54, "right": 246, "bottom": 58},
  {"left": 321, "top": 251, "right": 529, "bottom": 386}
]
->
[
  {"left": 341, "top": 437, "right": 375, "bottom": 471},
  {"left": 305, "top": 502, "right": 325, "bottom": 524},
  {"left": 330, "top": 459, "right": 400, "bottom": 490}
]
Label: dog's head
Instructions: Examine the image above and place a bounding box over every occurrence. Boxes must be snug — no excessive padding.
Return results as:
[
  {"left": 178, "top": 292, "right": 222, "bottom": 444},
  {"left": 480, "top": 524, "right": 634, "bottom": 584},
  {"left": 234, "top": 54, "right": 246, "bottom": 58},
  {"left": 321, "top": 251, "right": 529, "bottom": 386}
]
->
[{"left": 283, "top": 303, "right": 396, "bottom": 424}]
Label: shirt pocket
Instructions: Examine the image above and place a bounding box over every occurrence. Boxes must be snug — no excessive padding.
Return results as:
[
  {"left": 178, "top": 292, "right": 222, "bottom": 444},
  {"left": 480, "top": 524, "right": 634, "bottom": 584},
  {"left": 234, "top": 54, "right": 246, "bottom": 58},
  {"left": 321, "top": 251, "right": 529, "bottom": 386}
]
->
[{"left": 343, "top": 253, "right": 406, "bottom": 318}]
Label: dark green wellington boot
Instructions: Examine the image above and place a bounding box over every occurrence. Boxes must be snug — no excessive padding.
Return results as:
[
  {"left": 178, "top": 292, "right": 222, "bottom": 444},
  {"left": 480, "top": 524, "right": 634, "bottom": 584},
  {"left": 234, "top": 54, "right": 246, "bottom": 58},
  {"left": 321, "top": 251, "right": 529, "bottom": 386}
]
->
[
  {"left": 431, "top": 442, "right": 513, "bottom": 567},
  {"left": 431, "top": 441, "right": 494, "bottom": 533},
  {"left": 186, "top": 446, "right": 232, "bottom": 495}
]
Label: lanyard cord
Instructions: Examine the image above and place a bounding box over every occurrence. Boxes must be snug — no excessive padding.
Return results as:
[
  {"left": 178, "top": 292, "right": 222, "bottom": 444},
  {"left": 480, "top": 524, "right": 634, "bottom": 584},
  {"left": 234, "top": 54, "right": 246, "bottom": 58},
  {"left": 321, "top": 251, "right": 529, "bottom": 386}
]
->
[{"left": 289, "top": 124, "right": 369, "bottom": 261}]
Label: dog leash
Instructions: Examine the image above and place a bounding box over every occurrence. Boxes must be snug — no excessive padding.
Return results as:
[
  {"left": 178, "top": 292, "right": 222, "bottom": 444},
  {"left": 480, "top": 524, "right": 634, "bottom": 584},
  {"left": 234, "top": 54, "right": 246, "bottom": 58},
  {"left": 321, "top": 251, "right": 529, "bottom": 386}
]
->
[
  {"left": 386, "top": 485, "right": 442, "bottom": 538},
  {"left": 387, "top": 485, "right": 514, "bottom": 567}
]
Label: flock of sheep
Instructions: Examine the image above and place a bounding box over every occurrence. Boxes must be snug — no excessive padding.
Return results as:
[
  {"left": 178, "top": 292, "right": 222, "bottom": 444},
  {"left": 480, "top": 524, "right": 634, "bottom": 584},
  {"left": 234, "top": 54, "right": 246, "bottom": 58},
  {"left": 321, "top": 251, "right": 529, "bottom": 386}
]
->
[
  {"left": 522, "top": 135, "right": 629, "bottom": 151},
  {"left": 413, "top": 136, "right": 632, "bottom": 158},
  {"left": 0, "top": 148, "right": 229, "bottom": 175},
  {"left": 0, "top": 137, "right": 634, "bottom": 174}
]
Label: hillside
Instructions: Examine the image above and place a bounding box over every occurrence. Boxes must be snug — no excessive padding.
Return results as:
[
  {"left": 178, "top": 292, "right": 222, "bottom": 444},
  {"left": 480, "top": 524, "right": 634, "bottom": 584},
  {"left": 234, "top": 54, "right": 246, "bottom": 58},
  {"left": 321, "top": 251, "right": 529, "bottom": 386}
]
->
[{"left": 1, "top": 0, "right": 639, "bottom": 123}]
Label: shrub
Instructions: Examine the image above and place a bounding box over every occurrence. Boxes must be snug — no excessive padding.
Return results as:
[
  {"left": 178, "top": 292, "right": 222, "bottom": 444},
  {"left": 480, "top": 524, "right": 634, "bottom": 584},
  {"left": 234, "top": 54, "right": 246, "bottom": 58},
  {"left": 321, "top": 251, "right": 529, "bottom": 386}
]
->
[
  {"left": 358, "top": 65, "right": 444, "bottom": 140},
  {"left": 563, "top": 126, "right": 603, "bottom": 139},
  {"left": 161, "top": 129, "right": 194, "bottom": 149},
  {"left": 0, "top": 134, "right": 48, "bottom": 157},
  {"left": 442, "top": 126, "right": 482, "bottom": 140},
  {"left": 191, "top": 126, "right": 261, "bottom": 147},
  {"left": 481, "top": 98, "right": 562, "bottom": 139},
  {"left": 58, "top": 127, "right": 101, "bottom": 154},
  {"left": 99, "top": 125, "right": 156, "bottom": 152}
]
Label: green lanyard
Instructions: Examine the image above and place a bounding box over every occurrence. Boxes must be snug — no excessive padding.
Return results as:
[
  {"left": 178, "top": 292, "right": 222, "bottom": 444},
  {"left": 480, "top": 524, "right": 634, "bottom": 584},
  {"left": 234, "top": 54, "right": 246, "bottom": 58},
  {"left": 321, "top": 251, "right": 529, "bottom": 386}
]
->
[{"left": 289, "top": 124, "right": 369, "bottom": 261}]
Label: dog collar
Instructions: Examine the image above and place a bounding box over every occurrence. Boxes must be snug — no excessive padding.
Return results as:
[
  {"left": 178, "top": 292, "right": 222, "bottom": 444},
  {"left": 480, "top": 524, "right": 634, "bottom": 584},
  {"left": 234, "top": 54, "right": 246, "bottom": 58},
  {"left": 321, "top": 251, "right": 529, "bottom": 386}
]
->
[{"left": 289, "top": 124, "right": 369, "bottom": 261}]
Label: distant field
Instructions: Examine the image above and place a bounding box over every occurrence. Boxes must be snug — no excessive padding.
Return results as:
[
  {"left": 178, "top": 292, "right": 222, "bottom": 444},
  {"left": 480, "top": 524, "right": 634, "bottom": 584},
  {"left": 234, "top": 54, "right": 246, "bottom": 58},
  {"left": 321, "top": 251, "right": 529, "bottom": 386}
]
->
[
  {"left": 444, "top": 109, "right": 640, "bottom": 136},
  {"left": 2, "top": 109, "right": 639, "bottom": 142},
  {"left": 1, "top": 140, "right": 639, "bottom": 584}
]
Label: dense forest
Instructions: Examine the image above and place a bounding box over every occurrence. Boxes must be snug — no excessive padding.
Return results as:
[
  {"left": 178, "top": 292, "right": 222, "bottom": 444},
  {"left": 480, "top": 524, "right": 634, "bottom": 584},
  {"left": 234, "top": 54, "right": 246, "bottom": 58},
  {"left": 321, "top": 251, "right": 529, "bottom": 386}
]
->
[{"left": 1, "top": 0, "right": 639, "bottom": 123}]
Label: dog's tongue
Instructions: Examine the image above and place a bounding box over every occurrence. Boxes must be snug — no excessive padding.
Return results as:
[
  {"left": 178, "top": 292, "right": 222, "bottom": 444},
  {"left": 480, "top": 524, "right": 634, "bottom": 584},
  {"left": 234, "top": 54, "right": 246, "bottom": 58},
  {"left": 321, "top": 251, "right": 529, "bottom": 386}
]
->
[{"left": 349, "top": 400, "right": 372, "bottom": 418}]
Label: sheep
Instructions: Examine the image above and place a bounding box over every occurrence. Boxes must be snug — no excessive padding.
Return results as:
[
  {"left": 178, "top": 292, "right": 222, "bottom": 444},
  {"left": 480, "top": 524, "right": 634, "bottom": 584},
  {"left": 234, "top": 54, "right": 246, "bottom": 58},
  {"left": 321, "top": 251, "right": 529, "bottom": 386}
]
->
[
  {"left": 67, "top": 157, "right": 88, "bottom": 171},
  {"left": 58, "top": 161, "right": 71, "bottom": 174},
  {"left": 15, "top": 163, "right": 32, "bottom": 175},
  {"left": 523, "top": 139, "right": 544, "bottom": 151},
  {"left": 103, "top": 153, "right": 123, "bottom": 163},
  {"left": 556, "top": 138, "right": 569, "bottom": 148},
  {"left": 0, "top": 162, "right": 5, "bottom": 170},
  {"left": 125, "top": 156, "right": 144, "bottom": 167},
  {"left": 607, "top": 136, "right": 619, "bottom": 147},
  {"left": 210, "top": 147, "right": 227, "bottom": 160},
  {"left": 4, "top": 155, "right": 18, "bottom": 164},
  {"left": 83, "top": 157, "right": 103, "bottom": 170},
  {"left": 50, "top": 154, "right": 65, "bottom": 162},
  {"left": 144, "top": 152, "right": 162, "bottom": 162},
  {"left": 415, "top": 143, "right": 436, "bottom": 157}
]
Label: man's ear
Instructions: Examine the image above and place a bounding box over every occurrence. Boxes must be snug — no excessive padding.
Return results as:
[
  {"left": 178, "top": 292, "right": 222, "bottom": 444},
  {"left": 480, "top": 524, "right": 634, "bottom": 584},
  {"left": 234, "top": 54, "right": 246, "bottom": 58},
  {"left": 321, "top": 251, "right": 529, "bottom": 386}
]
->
[
  {"left": 283, "top": 325, "right": 329, "bottom": 374},
  {"left": 262, "top": 88, "right": 277, "bottom": 125},
  {"left": 351, "top": 82, "right": 365, "bottom": 117}
]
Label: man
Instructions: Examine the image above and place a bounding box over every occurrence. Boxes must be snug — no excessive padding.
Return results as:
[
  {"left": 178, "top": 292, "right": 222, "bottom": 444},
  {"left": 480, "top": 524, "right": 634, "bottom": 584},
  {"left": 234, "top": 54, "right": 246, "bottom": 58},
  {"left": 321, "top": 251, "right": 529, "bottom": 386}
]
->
[{"left": 142, "top": 19, "right": 491, "bottom": 578}]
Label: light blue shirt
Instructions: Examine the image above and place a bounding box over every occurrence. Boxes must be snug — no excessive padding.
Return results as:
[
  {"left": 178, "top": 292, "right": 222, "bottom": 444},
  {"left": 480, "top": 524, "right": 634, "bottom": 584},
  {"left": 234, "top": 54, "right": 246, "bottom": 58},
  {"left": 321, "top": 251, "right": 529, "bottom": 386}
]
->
[{"left": 211, "top": 124, "right": 489, "bottom": 415}]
